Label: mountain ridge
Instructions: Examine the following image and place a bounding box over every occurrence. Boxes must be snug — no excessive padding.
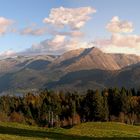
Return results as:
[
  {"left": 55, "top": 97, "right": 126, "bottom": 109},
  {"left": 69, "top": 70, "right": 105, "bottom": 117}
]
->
[{"left": 1, "top": 47, "right": 140, "bottom": 94}]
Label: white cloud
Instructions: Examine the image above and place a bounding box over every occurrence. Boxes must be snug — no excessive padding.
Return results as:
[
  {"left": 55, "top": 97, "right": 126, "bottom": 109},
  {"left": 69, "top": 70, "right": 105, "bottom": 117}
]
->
[
  {"left": 51, "top": 35, "right": 66, "bottom": 43},
  {"left": 26, "top": 35, "right": 71, "bottom": 55},
  {"left": 0, "top": 17, "right": 14, "bottom": 35},
  {"left": 69, "top": 31, "right": 84, "bottom": 38},
  {"left": 22, "top": 34, "right": 91, "bottom": 55},
  {"left": 49, "top": 30, "right": 84, "bottom": 38},
  {"left": 106, "top": 16, "right": 134, "bottom": 33},
  {"left": 95, "top": 34, "right": 140, "bottom": 55},
  {"left": 0, "top": 50, "right": 16, "bottom": 58},
  {"left": 111, "top": 34, "right": 140, "bottom": 47},
  {"left": 101, "top": 45, "right": 139, "bottom": 55},
  {"left": 43, "top": 6, "right": 96, "bottom": 30},
  {"left": 20, "top": 26, "right": 48, "bottom": 36}
]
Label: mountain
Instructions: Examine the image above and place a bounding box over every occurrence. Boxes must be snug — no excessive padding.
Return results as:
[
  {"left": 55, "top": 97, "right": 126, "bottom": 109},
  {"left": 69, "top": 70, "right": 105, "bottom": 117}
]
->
[
  {"left": 1, "top": 47, "right": 140, "bottom": 94},
  {"left": 0, "top": 55, "right": 56, "bottom": 93},
  {"left": 0, "top": 55, "right": 56, "bottom": 74},
  {"left": 48, "top": 47, "right": 140, "bottom": 73}
]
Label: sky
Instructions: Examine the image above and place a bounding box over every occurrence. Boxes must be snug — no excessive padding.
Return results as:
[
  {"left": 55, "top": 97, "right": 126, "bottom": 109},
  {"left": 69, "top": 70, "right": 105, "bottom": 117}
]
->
[{"left": 0, "top": 0, "right": 140, "bottom": 57}]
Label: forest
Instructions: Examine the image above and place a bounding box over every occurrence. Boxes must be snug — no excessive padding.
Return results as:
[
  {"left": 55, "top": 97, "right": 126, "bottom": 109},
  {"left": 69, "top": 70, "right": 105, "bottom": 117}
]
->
[{"left": 0, "top": 87, "right": 140, "bottom": 127}]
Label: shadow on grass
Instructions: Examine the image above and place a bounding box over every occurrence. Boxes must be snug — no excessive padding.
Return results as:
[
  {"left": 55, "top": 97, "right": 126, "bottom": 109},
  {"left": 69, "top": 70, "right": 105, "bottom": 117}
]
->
[
  {"left": 0, "top": 125, "right": 90, "bottom": 140},
  {"left": 0, "top": 125, "right": 139, "bottom": 140}
]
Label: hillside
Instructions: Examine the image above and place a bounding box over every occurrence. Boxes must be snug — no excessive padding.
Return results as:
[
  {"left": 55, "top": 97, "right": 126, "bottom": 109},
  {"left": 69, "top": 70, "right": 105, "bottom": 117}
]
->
[
  {"left": 46, "top": 64, "right": 140, "bottom": 91},
  {"left": 0, "top": 122, "right": 140, "bottom": 140},
  {"left": 46, "top": 69, "right": 112, "bottom": 91}
]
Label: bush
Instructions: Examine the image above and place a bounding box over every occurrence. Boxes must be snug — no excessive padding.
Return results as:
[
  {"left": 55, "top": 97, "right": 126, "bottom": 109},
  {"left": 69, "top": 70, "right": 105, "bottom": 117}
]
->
[{"left": 9, "top": 112, "right": 25, "bottom": 123}]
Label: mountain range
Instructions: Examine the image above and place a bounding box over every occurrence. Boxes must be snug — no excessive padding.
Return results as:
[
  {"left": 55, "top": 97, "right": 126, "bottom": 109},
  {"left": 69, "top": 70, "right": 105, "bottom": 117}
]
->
[{"left": 1, "top": 47, "right": 140, "bottom": 94}]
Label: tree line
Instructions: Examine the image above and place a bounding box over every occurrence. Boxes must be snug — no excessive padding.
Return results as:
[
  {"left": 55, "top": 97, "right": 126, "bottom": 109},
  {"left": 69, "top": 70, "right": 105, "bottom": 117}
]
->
[{"left": 0, "top": 87, "right": 140, "bottom": 127}]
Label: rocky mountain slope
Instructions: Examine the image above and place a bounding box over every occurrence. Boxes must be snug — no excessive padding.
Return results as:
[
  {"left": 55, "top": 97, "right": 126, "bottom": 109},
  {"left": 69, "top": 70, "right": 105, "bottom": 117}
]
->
[{"left": 48, "top": 47, "right": 140, "bottom": 72}]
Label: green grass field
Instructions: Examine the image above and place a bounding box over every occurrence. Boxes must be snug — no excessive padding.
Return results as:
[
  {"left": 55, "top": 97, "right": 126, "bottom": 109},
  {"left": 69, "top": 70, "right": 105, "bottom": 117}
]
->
[{"left": 0, "top": 122, "right": 140, "bottom": 140}]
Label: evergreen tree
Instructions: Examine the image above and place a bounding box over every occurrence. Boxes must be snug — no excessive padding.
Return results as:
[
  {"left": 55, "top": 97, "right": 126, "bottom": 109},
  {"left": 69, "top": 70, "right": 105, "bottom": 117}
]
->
[
  {"left": 93, "top": 90, "right": 104, "bottom": 121},
  {"left": 102, "top": 90, "right": 109, "bottom": 121},
  {"left": 120, "top": 87, "right": 129, "bottom": 113}
]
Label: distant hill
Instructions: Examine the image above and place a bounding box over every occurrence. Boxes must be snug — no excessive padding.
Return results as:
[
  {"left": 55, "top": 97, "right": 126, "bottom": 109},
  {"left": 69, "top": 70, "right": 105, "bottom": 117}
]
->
[{"left": 0, "top": 55, "right": 55, "bottom": 74}]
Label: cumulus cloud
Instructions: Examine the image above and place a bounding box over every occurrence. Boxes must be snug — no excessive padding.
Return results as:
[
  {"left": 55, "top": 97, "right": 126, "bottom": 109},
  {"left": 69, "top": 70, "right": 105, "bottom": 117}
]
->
[
  {"left": 95, "top": 34, "right": 140, "bottom": 55},
  {"left": 51, "top": 35, "right": 66, "bottom": 43},
  {"left": 43, "top": 6, "right": 96, "bottom": 30},
  {"left": 24, "top": 35, "right": 71, "bottom": 55},
  {"left": 0, "top": 17, "right": 14, "bottom": 35},
  {"left": 22, "top": 34, "right": 91, "bottom": 55},
  {"left": 106, "top": 16, "right": 134, "bottom": 33},
  {"left": 20, "top": 26, "right": 48, "bottom": 36}
]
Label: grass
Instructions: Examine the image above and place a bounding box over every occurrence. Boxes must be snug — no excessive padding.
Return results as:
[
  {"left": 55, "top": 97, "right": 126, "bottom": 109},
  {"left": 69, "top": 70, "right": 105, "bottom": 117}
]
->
[{"left": 0, "top": 122, "right": 140, "bottom": 139}]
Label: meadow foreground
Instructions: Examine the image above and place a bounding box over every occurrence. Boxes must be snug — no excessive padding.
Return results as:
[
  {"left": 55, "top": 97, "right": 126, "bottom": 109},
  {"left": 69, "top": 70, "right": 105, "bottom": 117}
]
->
[{"left": 0, "top": 122, "right": 140, "bottom": 140}]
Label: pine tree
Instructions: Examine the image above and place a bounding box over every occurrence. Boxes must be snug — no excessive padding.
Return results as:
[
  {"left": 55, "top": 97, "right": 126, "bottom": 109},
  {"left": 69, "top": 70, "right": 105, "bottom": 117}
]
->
[
  {"left": 102, "top": 90, "right": 109, "bottom": 121},
  {"left": 120, "top": 87, "right": 129, "bottom": 113},
  {"left": 93, "top": 90, "right": 104, "bottom": 121}
]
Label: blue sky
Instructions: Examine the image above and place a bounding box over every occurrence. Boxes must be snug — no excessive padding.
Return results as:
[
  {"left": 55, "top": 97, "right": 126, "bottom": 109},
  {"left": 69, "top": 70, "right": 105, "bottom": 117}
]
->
[{"left": 0, "top": 0, "right": 140, "bottom": 56}]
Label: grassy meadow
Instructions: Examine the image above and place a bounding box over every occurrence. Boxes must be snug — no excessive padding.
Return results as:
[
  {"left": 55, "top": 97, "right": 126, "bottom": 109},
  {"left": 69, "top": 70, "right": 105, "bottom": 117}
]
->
[{"left": 0, "top": 122, "right": 140, "bottom": 140}]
